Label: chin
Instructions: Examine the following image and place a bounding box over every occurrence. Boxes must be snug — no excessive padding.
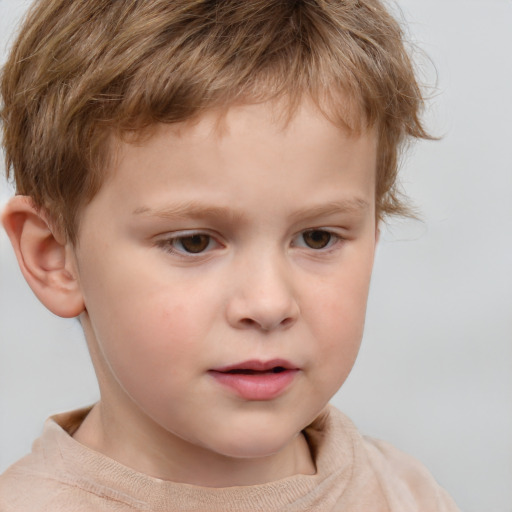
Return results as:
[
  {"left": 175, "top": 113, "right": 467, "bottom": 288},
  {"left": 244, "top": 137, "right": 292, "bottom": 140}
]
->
[{"left": 205, "top": 422, "right": 301, "bottom": 460}]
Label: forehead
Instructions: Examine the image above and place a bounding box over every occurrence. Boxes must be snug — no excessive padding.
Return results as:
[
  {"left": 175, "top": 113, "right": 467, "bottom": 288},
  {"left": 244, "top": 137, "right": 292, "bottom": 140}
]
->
[
  {"left": 114, "top": 100, "right": 374, "bottom": 178},
  {"left": 118, "top": 89, "right": 369, "bottom": 146},
  {"left": 73, "top": 99, "right": 378, "bottom": 251},
  {"left": 86, "top": 100, "right": 377, "bottom": 226}
]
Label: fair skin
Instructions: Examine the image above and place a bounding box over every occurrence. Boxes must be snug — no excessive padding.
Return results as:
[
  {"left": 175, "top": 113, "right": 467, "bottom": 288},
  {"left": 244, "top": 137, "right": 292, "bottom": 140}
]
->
[{"left": 2, "top": 99, "right": 378, "bottom": 487}]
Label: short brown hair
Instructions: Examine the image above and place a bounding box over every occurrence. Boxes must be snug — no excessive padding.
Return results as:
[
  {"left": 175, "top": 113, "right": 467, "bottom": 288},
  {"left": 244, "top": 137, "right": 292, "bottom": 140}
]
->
[{"left": 1, "top": 0, "right": 430, "bottom": 243}]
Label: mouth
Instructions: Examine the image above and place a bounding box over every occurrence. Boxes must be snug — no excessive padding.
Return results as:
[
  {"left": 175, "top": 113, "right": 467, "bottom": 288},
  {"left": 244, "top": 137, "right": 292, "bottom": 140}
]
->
[
  {"left": 223, "top": 367, "right": 288, "bottom": 375},
  {"left": 208, "top": 359, "right": 299, "bottom": 400},
  {"left": 211, "top": 359, "right": 298, "bottom": 374}
]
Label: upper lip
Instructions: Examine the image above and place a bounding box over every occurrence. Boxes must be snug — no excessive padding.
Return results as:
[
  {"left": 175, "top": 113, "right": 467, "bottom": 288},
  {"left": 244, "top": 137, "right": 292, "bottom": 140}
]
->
[{"left": 210, "top": 359, "right": 298, "bottom": 373}]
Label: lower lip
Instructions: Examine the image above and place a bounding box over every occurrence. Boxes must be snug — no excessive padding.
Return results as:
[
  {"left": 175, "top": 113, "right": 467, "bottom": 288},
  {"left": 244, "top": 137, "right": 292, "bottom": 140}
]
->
[{"left": 209, "top": 370, "right": 299, "bottom": 400}]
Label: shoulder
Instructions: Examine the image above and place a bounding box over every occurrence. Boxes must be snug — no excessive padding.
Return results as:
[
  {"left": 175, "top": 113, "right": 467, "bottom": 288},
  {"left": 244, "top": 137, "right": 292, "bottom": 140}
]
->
[
  {"left": 0, "top": 449, "right": 102, "bottom": 512},
  {"left": 0, "top": 447, "right": 144, "bottom": 512},
  {"left": 0, "top": 456, "right": 68, "bottom": 511},
  {"left": 360, "top": 435, "right": 460, "bottom": 511},
  {"left": 0, "top": 408, "right": 144, "bottom": 512},
  {"left": 317, "top": 406, "right": 460, "bottom": 511}
]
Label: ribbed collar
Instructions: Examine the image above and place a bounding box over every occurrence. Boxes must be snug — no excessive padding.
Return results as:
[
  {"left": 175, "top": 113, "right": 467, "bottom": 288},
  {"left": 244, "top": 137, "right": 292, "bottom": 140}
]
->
[{"left": 38, "top": 404, "right": 359, "bottom": 511}]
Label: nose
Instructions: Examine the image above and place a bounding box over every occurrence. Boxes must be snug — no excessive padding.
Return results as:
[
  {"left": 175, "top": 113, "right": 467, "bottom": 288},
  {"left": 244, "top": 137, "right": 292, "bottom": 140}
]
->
[{"left": 225, "top": 251, "right": 300, "bottom": 332}]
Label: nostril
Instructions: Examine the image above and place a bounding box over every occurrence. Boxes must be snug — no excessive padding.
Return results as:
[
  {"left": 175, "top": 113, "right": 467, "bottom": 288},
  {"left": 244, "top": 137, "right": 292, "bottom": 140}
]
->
[
  {"left": 226, "top": 282, "right": 300, "bottom": 331},
  {"left": 240, "top": 318, "right": 258, "bottom": 328},
  {"left": 238, "top": 315, "right": 296, "bottom": 331},
  {"left": 281, "top": 317, "right": 294, "bottom": 327}
]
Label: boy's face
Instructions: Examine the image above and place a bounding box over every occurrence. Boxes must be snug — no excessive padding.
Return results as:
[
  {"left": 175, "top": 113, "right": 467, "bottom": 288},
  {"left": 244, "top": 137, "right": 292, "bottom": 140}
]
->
[{"left": 73, "top": 99, "right": 377, "bottom": 465}]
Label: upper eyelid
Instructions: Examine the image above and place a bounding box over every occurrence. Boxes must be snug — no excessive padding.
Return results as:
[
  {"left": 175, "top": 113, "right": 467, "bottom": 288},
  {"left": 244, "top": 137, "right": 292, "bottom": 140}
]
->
[
  {"left": 155, "top": 233, "right": 221, "bottom": 258},
  {"left": 291, "top": 228, "right": 345, "bottom": 250},
  {"left": 154, "top": 227, "right": 346, "bottom": 246},
  {"left": 295, "top": 227, "right": 346, "bottom": 239},
  {"left": 155, "top": 228, "right": 219, "bottom": 242},
  {"left": 155, "top": 226, "right": 345, "bottom": 240}
]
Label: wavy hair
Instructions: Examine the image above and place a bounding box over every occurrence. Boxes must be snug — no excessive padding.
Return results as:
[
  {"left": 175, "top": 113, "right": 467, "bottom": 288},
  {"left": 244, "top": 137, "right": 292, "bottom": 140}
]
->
[{"left": 1, "top": 0, "right": 431, "bottom": 242}]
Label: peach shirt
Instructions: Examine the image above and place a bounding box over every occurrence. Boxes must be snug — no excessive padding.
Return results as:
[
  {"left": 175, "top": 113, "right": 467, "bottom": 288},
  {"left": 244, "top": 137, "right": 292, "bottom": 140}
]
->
[{"left": 0, "top": 405, "right": 460, "bottom": 511}]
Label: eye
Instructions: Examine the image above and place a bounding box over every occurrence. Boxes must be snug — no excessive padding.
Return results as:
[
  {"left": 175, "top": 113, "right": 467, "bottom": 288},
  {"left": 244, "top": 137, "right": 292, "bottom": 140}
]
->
[
  {"left": 157, "top": 232, "right": 220, "bottom": 256},
  {"left": 302, "top": 230, "right": 332, "bottom": 249},
  {"left": 176, "top": 234, "right": 211, "bottom": 253},
  {"left": 293, "top": 229, "right": 341, "bottom": 251}
]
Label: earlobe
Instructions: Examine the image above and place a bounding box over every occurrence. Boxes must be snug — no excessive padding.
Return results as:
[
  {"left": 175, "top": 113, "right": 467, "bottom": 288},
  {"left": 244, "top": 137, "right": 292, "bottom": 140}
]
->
[{"left": 1, "top": 196, "right": 85, "bottom": 318}]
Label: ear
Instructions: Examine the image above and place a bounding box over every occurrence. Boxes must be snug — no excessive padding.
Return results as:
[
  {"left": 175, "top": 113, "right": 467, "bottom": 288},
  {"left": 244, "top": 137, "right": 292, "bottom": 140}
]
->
[{"left": 1, "top": 196, "right": 85, "bottom": 318}]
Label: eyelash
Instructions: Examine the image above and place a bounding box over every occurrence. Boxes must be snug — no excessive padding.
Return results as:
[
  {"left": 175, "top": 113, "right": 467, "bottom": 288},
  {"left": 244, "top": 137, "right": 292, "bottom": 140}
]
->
[
  {"left": 292, "top": 229, "right": 343, "bottom": 252},
  {"left": 156, "top": 229, "right": 344, "bottom": 257},
  {"left": 156, "top": 231, "right": 221, "bottom": 257}
]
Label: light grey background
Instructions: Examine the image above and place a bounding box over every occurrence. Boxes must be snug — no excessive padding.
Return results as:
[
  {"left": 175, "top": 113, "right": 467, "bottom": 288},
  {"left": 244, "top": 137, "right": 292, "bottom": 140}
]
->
[{"left": 1, "top": 1, "right": 511, "bottom": 511}]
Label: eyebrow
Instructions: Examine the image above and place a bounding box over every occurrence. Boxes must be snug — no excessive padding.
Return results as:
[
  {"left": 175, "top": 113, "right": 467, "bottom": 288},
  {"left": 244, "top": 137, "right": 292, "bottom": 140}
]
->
[
  {"left": 132, "top": 198, "right": 370, "bottom": 223},
  {"left": 287, "top": 198, "right": 370, "bottom": 223},
  {"left": 132, "top": 202, "right": 247, "bottom": 223}
]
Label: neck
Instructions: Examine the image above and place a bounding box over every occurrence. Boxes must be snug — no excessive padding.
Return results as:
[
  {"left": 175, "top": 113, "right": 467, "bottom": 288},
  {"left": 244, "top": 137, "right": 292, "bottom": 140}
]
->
[{"left": 73, "top": 400, "right": 315, "bottom": 487}]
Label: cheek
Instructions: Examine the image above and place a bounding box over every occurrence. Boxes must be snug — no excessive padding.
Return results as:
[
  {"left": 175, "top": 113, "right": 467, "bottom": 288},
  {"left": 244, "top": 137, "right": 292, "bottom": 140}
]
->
[
  {"left": 85, "top": 270, "right": 210, "bottom": 388},
  {"left": 93, "top": 299, "right": 199, "bottom": 413},
  {"left": 311, "top": 262, "right": 372, "bottom": 331},
  {"left": 103, "top": 298, "right": 200, "bottom": 363},
  {"left": 305, "top": 257, "right": 373, "bottom": 370}
]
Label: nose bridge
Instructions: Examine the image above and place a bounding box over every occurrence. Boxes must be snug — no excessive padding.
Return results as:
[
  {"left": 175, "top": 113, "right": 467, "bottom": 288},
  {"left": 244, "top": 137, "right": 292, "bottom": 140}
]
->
[{"left": 227, "top": 244, "right": 299, "bottom": 331}]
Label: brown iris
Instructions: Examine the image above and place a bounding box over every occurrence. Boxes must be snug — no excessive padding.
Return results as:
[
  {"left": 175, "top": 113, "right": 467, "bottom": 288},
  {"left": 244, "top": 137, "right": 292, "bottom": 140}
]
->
[
  {"left": 302, "top": 230, "right": 332, "bottom": 249},
  {"left": 179, "top": 234, "right": 210, "bottom": 253}
]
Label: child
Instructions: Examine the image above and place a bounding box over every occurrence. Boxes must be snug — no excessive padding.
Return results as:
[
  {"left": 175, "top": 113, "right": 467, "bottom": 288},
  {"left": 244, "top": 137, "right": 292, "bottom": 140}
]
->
[{"left": 0, "top": 0, "right": 460, "bottom": 510}]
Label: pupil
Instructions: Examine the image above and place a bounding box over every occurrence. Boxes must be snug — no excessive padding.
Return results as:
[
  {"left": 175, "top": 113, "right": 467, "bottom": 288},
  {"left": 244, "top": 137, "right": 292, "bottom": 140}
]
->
[
  {"left": 181, "top": 235, "right": 209, "bottom": 253},
  {"left": 304, "top": 230, "right": 330, "bottom": 249}
]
